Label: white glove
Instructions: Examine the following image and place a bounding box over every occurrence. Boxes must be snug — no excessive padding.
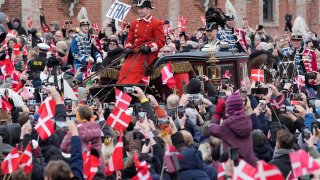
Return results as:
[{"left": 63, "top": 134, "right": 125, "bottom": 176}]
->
[
  {"left": 86, "top": 57, "right": 94, "bottom": 62},
  {"left": 96, "top": 57, "right": 103, "bottom": 64}
]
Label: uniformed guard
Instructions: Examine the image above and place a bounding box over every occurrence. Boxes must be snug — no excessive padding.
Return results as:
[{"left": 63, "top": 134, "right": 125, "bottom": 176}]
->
[
  {"left": 117, "top": 0, "right": 165, "bottom": 84},
  {"left": 70, "top": 7, "right": 102, "bottom": 72},
  {"left": 201, "top": 22, "right": 220, "bottom": 51},
  {"left": 29, "top": 43, "right": 49, "bottom": 73},
  {"left": 216, "top": 0, "right": 246, "bottom": 53}
]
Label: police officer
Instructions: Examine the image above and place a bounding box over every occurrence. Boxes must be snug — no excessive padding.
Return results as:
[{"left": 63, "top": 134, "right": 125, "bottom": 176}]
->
[{"left": 29, "top": 43, "right": 48, "bottom": 73}]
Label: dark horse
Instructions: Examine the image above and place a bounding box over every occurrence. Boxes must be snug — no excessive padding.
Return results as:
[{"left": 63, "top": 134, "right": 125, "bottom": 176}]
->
[
  {"left": 248, "top": 50, "right": 276, "bottom": 83},
  {"left": 205, "top": 7, "right": 227, "bottom": 28}
]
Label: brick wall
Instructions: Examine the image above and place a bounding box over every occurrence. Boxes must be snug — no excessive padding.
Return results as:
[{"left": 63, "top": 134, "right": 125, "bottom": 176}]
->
[{"left": 0, "top": 0, "right": 319, "bottom": 37}]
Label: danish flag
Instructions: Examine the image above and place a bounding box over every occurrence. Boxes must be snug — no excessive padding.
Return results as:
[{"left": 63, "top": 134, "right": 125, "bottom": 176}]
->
[
  {"left": 141, "top": 75, "right": 150, "bottom": 85},
  {"left": 269, "top": 94, "right": 285, "bottom": 110},
  {"left": 38, "top": 96, "right": 56, "bottom": 118},
  {"left": 7, "top": 29, "right": 17, "bottom": 38},
  {"left": 22, "top": 46, "right": 28, "bottom": 56},
  {"left": 164, "top": 144, "right": 183, "bottom": 173},
  {"left": 251, "top": 69, "right": 264, "bottom": 82},
  {"left": 131, "top": 154, "right": 152, "bottom": 180},
  {"left": 105, "top": 132, "right": 124, "bottom": 175},
  {"left": 1, "top": 146, "right": 20, "bottom": 174},
  {"left": 289, "top": 150, "right": 320, "bottom": 178},
  {"left": 255, "top": 161, "right": 284, "bottom": 180},
  {"left": 85, "top": 61, "right": 91, "bottom": 78},
  {"left": 115, "top": 88, "right": 132, "bottom": 111},
  {"left": 11, "top": 71, "right": 21, "bottom": 89},
  {"left": 178, "top": 16, "right": 188, "bottom": 32},
  {"left": 161, "top": 61, "right": 176, "bottom": 89},
  {"left": 91, "top": 24, "right": 100, "bottom": 31},
  {"left": 19, "top": 143, "right": 33, "bottom": 174},
  {"left": 293, "top": 75, "right": 305, "bottom": 90},
  {"left": 233, "top": 160, "right": 257, "bottom": 180},
  {"left": 13, "top": 43, "right": 21, "bottom": 55},
  {"left": 42, "top": 22, "right": 49, "bottom": 32},
  {"left": 201, "top": 16, "right": 206, "bottom": 27},
  {"left": 28, "top": 16, "right": 33, "bottom": 29},
  {"left": 0, "top": 58, "right": 14, "bottom": 78},
  {"left": 35, "top": 110, "right": 55, "bottom": 140},
  {"left": 217, "top": 162, "right": 227, "bottom": 180},
  {"left": 106, "top": 107, "right": 131, "bottom": 132},
  {"left": 83, "top": 144, "right": 100, "bottom": 180},
  {"left": 0, "top": 96, "right": 13, "bottom": 112}
]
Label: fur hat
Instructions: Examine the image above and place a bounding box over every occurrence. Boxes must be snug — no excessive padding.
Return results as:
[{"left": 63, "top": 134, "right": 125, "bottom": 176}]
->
[
  {"left": 77, "top": 7, "right": 90, "bottom": 26},
  {"left": 136, "top": 0, "right": 155, "bottom": 9}
]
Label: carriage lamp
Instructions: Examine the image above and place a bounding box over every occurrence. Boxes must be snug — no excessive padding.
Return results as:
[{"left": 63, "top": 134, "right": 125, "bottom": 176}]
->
[{"left": 207, "top": 50, "right": 221, "bottom": 85}]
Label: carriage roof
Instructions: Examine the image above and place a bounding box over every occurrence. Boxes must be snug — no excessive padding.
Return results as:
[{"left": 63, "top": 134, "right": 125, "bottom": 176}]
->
[{"left": 153, "top": 51, "right": 249, "bottom": 68}]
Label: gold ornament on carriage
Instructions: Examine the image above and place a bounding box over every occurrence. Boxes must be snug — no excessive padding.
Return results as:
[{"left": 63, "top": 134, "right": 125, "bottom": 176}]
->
[{"left": 207, "top": 49, "right": 221, "bottom": 85}]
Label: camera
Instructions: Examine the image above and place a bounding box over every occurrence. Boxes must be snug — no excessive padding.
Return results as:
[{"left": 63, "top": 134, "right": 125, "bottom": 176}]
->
[
  {"left": 47, "top": 55, "right": 62, "bottom": 68},
  {"left": 177, "top": 106, "right": 185, "bottom": 119},
  {"left": 290, "top": 93, "right": 302, "bottom": 101},
  {"left": 64, "top": 99, "right": 72, "bottom": 113},
  {"left": 251, "top": 87, "right": 268, "bottom": 95},
  {"left": 188, "top": 94, "right": 202, "bottom": 105},
  {"left": 305, "top": 72, "right": 317, "bottom": 80},
  {"left": 307, "top": 98, "right": 320, "bottom": 109},
  {"left": 137, "top": 111, "right": 146, "bottom": 122},
  {"left": 259, "top": 100, "right": 267, "bottom": 112},
  {"left": 221, "top": 78, "right": 229, "bottom": 90},
  {"left": 158, "top": 117, "right": 169, "bottom": 125},
  {"left": 302, "top": 128, "right": 311, "bottom": 140},
  {"left": 123, "top": 87, "right": 136, "bottom": 94}
]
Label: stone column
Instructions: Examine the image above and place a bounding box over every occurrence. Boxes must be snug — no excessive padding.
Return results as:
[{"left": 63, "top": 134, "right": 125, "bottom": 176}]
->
[{"left": 21, "top": 0, "right": 41, "bottom": 30}]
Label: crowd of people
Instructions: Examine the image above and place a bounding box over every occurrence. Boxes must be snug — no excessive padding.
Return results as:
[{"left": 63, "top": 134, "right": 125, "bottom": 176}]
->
[{"left": 0, "top": 0, "right": 319, "bottom": 180}]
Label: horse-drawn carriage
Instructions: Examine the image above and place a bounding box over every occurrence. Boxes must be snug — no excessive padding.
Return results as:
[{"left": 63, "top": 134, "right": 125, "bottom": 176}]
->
[{"left": 90, "top": 51, "right": 249, "bottom": 103}]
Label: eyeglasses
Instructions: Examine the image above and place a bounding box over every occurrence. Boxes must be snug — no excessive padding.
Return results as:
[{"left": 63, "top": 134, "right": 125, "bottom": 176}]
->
[
  {"left": 109, "top": 43, "right": 117, "bottom": 46},
  {"left": 162, "top": 51, "right": 171, "bottom": 53}
]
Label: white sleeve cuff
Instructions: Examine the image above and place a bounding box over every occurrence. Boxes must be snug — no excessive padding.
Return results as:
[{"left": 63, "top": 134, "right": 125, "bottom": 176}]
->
[{"left": 150, "top": 43, "right": 158, "bottom": 52}]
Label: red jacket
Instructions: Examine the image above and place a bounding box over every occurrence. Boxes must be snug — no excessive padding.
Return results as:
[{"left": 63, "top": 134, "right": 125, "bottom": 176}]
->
[{"left": 118, "top": 14, "right": 165, "bottom": 84}]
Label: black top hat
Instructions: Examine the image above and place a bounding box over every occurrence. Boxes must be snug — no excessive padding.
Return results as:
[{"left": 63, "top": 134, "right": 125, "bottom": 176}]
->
[
  {"left": 136, "top": 0, "right": 155, "bottom": 9},
  {"left": 205, "top": 22, "right": 218, "bottom": 31}
]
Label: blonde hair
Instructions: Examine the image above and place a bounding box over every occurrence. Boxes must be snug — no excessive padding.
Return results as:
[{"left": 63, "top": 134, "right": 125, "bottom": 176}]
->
[
  {"left": 180, "top": 130, "right": 193, "bottom": 146},
  {"left": 198, "top": 142, "right": 212, "bottom": 163}
]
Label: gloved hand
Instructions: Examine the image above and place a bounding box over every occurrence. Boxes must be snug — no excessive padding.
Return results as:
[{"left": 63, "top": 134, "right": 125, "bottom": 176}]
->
[
  {"left": 86, "top": 57, "right": 94, "bottom": 62},
  {"left": 140, "top": 46, "right": 151, "bottom": 54},
  {"left": 96, "top": 57, "right": 103, "bottom": 63},
  {"left": 124, "top": 48, "right": 133, "bottom": 55}
]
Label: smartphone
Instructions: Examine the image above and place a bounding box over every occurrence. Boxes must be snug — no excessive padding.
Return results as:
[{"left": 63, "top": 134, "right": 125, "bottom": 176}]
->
[
  {"left": 177, "top": 106, "right": 185, "bottom": 119},
  {"left": 158, "top": 117, "right": 169, "bottom": 125},
  {"left": 311, "top": 122, "right": 318, "bottom": 135},
  {"left": 230, "top": 148, "right": 239, "bottom": 167},
  {"left": 64, "top": 99, "right": 72, "bottom": 112},
  {"left": 145, "top": 139, "right": 150, "bottom": 146},
  {"left": 259, "top": 100, "right": 266, "bottom": 112}
]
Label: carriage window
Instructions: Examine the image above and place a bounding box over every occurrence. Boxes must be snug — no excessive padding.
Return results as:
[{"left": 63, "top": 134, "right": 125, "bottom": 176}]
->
[{"left": 263, "top": 0, "right": 273, "bottom": 21}]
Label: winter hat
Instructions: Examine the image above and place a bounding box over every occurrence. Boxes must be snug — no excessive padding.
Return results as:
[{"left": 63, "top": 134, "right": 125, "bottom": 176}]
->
[
  {"left": 186, "top": 78, "right": 201, "bottom": 94},
  {"left": 154, "top": 106, "right": 167, "bottom": 118},
  {"left": 225, "top": 92, "right": 244, "bottom": 115},
  {"left": 252, "top": 130, "right": 267, "bottom": 148},
  {"left": 213, "top": 98, "right": 225, "bottom": 119}
]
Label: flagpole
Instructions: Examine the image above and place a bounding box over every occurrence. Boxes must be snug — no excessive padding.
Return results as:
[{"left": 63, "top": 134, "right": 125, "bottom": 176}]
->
[{"left": 159, "top": 161, "right": 166, "bottom": 180}]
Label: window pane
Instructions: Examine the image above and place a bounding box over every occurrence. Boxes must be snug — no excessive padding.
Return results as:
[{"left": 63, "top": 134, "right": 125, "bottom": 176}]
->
[{"left": 263, "top": 0, "right": 274, "bottom": 21}]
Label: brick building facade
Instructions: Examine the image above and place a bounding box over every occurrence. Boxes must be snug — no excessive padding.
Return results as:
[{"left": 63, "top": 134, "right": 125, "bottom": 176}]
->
[{"left": 0, "top": 0, "right": 319, "bottom": 37}]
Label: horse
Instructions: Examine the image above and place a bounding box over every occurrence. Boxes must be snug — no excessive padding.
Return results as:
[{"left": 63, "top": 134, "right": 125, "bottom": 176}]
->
[{"left": 248, "top": 50, "right": 276, "bottom": 83}]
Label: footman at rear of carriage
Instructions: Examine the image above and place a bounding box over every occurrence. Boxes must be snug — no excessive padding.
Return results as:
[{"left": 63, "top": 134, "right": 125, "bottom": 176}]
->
[{"left": 117, "top": 0, "right": 165, "bottom": 84}]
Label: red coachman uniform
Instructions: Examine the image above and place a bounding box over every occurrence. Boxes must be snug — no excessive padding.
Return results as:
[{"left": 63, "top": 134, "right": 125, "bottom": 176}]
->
[
  {"left": 302, "top": 48, "right": 318, "bottom": 85},
  {"left": 117, "top": 13, "right": 165, "bottom": 84}
]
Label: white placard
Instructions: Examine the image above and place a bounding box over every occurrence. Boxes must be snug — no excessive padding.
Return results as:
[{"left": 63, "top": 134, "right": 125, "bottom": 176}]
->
[{"left": 106, "top": 1, "right": 131, "bottom": 22}]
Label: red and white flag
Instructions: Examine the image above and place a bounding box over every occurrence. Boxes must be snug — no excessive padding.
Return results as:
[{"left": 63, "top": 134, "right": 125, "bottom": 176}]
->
[
  {"left": 1, "top": 146, "right": 20, "bottom": 174},
  {"left": 293, "top": 75, "right": 305, "bottom": 90},
  {"left": 22, "top": 46, "right": 28, "bottom": 56},
  {"left": 255, "top": 161, "right": 284, "bottom": 180},
  {"left": 106, "top": 107, "right": 131, "bottom": 132},
  {"left": 50, "top": 40, "right": 56, "bottom": 52},
  {"left": 217, "top": 162, "right": 226, "bottom": 180},
  {"left": 289, "top": 150, "right": 320, "bottom": 178},
  {"left": 83, "top": 144, "right": 100, "bottom": 180},
  {"left": 38, "top": 96, "right": 56, "bottom": 118},
  {"left": 7, "top": 30, "right": 17, "bottom": 38},
  {"left": 164, "top": 144, "right": 183, "bottom": 173},
  {"left": 0, "top": 58, "right": 14, "bottom": 78},
  {"left": 91, "top": 24, "right": 100, "bottom": 31},
  {"left": 115, "top": 88, "right": 132, "bottom": 111},
  {"left": 131, "top": 154, "right": 152, "bottom": 180},
  {"left": 85, "top": 61, "right": 91, "bottom": 78},
  {"left": 141, "top": 75, "right": 150, "bottom": 85},
  {"left": 42, "top": 22, "right": 49, "bottom": 32},
  {"left": 223, "top": 70, "right": 231, "bottom": 79},
  {"left": 178, "top": 16, "right": 188, "bottom": 32},
  {"left": 11, "top": 71, "right": 21, "bottom": 89},
  {"left": 0, "top": 96, "right": 13, "bottom": 112},
  {"left": 35, "top": 110, "right": 55, "bottom": 140},
  {"left": 161, "top": 61, "right": 176, "bottom": 89},
  {"left": 201, "top": 16, "right": 206, "bottom": 27},
  {"left": 13, "top": 43, "right": 21, "bottom": 55},
  {"left": 19, "top": 143, "right": 33, "bottom": 174},
  {"left": 233, "top": 160, "right": 257, "bottom": 180},
  {"left": 28, "top": 16, "right": 33, "bottom": 29},
  {"left": 105, "top": 132, "right": 124, "bottom": 175},
  {"left": 251, "top": 69, "right": 264, "bottom": 82},
  {"left": 269, "top": 94, "right": 285, "bottom": 110}
]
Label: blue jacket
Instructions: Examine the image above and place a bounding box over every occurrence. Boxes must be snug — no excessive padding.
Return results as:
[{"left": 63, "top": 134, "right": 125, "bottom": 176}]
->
[
  {"left": 174, "top": 118, "right": 202, "bottom": 143},
  {"left": 179, "top": 148, "right": 210, "bottom": 180},
  {"left": 71, "top": 136, "right": 84, "bottom": 180}
]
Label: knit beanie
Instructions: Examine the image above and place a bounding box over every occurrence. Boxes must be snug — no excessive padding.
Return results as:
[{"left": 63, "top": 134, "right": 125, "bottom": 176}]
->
[
  {"left": 186, "top": 78, "right": 201, "bottom": 94},
  {"left": 225, "top": 92, "right": 244, "bottom": 115}
]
